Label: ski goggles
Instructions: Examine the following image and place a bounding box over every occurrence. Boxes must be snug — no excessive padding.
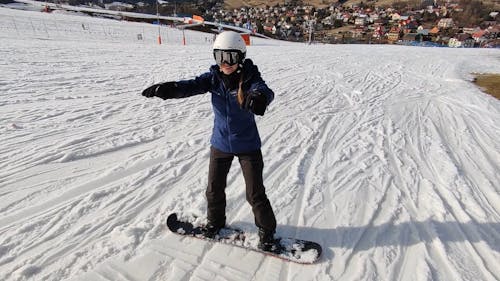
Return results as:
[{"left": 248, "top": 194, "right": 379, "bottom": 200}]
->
[{"left": 213, "top": 49, "right": 244, "bottom": 66}]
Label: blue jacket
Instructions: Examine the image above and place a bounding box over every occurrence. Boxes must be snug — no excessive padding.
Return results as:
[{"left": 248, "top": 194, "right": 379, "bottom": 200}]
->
[{"left": 171, "top": 59, "right": 274, "bottom": 154}]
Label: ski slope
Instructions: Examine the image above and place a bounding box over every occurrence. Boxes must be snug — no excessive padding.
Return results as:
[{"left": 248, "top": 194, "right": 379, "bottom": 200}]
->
[{"left": 1, "top": 7, "right": 499, "bottom": 281}]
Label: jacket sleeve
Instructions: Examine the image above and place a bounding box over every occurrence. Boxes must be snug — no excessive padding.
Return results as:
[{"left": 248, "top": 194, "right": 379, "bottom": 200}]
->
[
  {"left": 169, "top": 72, "right": 213, "bottom": 98},
  {"left": 246, "top": 68, "right": 274, "bottom": 105}
]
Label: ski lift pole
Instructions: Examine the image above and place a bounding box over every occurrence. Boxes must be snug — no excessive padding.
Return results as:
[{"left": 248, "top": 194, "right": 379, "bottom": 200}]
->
[
  {"left": 156, "top": 0, "right": 161, "bottom": 44},
  {"left": 308, "top": 20, "right": 314, "bottom": 45}
]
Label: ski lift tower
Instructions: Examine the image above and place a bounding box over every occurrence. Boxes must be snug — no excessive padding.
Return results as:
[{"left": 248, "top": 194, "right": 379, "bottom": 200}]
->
[{"left": 308, "top": 19, "right": 315, "bottom": 45}]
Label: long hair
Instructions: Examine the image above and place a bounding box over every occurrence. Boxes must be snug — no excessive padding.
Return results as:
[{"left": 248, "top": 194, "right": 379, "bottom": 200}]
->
[{"left": 236, "top": 70, "right": 245, "bottom": 107}]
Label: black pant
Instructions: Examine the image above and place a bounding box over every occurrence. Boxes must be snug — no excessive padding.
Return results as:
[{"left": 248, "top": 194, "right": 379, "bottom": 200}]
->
[{"left": 206, "top": 146, "right": 277, "bottom": 232}]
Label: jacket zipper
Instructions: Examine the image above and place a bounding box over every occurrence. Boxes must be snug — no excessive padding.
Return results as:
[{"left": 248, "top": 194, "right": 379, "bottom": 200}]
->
[{"left": 225, "top": 88, "right": 233, "bottom": 153}]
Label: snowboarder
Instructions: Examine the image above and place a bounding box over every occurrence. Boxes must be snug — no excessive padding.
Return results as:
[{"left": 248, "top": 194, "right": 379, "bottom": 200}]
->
[{"left": 141, "top": 31, "right": 277, "bottom": 251}]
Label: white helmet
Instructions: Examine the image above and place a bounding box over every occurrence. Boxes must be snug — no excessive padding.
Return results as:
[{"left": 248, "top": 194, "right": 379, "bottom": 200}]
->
[{"left": 213, "top": 31, "right": 246, "bottom": 53}]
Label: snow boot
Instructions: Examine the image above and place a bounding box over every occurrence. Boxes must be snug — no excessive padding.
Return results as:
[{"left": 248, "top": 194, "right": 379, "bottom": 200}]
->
[
  {"left": 258, "top": 228, "right": 279, "bottom": 252},
  {"left": 202, "top": 221, "right": 224, "bottom": 239}
]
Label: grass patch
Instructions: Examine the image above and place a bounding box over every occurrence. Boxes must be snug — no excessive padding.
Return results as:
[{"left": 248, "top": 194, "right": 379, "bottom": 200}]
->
[{"left": 473, "top": 74, "right": 500, "bottom": 99}]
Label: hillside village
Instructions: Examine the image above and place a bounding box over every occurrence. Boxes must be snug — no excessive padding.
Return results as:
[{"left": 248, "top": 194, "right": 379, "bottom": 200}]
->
[
  {"left": 203, "top": 0, "right": 499, "bottom": 47},
  {"left": 4, "top": 0, "right": 499, "bottom": 47}
]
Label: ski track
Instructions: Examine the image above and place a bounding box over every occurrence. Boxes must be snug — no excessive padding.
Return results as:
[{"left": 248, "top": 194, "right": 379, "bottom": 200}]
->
[{"left": 1, "top": 7, "right": 500, "bottom": 281}]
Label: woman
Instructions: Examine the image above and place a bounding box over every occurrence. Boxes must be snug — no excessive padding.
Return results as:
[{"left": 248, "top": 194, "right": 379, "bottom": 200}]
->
[{"left": 141, "top": 31, "right": 278, "bottom": 251}]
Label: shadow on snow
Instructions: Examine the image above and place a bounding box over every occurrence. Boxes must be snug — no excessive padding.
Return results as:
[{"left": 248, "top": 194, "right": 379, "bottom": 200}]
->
[{"left": 235, "top": 220, "right": 500, "bottom": 258}]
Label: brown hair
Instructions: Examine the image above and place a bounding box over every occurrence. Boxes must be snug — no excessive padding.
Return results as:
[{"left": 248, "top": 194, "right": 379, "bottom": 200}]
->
[{"left": 236, "top": 72, "right": 245, "bottom": 107}]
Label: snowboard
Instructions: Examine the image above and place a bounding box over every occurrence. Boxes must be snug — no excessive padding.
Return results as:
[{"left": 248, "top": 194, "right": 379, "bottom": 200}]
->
[{"left": 166, "top": 213, "right": 322, "bottom": 264}]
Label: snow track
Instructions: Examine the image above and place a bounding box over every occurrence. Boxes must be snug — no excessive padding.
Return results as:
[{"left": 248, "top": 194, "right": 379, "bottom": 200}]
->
[{"left": 1, "top": 7, "right": 499, "bottom": 281}]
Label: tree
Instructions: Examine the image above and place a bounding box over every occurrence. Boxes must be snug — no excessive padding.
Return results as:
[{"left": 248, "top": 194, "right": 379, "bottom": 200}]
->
[
  {"left": 451, "top": 0, "right": 495, "bottom": 27},
  {"left": 392, "top": 1, "right": 407, "bottom": 11},
  {"left": 333, "top": 19, "right": 343, "bottom": 28}
]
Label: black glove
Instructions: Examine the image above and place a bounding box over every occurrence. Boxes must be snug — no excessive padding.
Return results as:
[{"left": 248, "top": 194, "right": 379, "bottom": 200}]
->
[
  {"left": 242, "top": 91, "right": 267, "bottom": 116},
  {"left": 141, "top": 82, "right": 177, "bottom": 100}
]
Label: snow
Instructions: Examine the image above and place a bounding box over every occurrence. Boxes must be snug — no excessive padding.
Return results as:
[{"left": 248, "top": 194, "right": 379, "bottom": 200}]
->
[{"left": 1, "top": 6, "right": 500, "bottom": 281}]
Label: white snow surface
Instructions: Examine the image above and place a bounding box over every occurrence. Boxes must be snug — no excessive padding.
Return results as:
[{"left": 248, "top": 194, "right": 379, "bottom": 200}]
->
[{"left": 1, "top": 7, "right": 500, "bottom": 281}]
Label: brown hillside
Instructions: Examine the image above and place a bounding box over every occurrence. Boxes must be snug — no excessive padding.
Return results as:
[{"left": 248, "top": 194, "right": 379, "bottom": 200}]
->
[{"left": 473, "top": 74, "right": 500, "bottom": 100}]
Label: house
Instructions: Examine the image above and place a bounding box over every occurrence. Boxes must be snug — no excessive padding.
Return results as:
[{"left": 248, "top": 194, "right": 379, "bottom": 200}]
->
[
  {"left": 486, "top": 25, "right": 500, "bottom": 39},
  {"left": 482, "top": 38, "right": 500, "bottom": 48},
  {"left": 462, "top": 38, "right": 475, "bottom": 48},
  {"left": 463, "top": 27, "right": 480, "bottom": 34},
  {"left": 405, "top": 21, "right": 419, "bottom": 32},
  {"left": 417, "top": 26, "right": 430, "bottom": 36},
  {"left": 455, "top": 33, "right": 474, "bottom": 48},
  {"left": 351, "top": 26, "right": 365, "bottom": 38},
  {"left": 483, "top": 21, "right": 497, "bottom": 27},
  {"left": 373, "top": 24, "right": 385, "bottom": 38},
  {"left": 342, "top": 13, "right": 350, "bottom": 23},
  {"left": 391, "top": 13, "right": 401, "bottom": 21},
  {"left": 437, "top": 18, "right": 453, "bottom": 29},
  {"left": 429, "top": 26, "right": 440, "bottom": 35},
  {"left": 472, "top": 30, "right": 487, "bottom": 41},
  {"left": 450, "top": 33, "right": 474, "bottom": 47},
  {"left": 354, "top": 17, "right": 366, "bottom": 26},
  {"left": 436, "top": 36, "right": 450, "bottom": 45},
  {"left": 387, "top": 28, "right": 401, "bottom": 43},
  {"left": 448, "top": 38, "right": 461, "bottom": 47},
  {"left": 263, "top": 22, "right": 274, "bottom": 33},
  {"left": 402, "top": 33, "right": 422, "bottom": 43},
  {"left": 369, "top": 13, "right": 379, "bottom": 22}
]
